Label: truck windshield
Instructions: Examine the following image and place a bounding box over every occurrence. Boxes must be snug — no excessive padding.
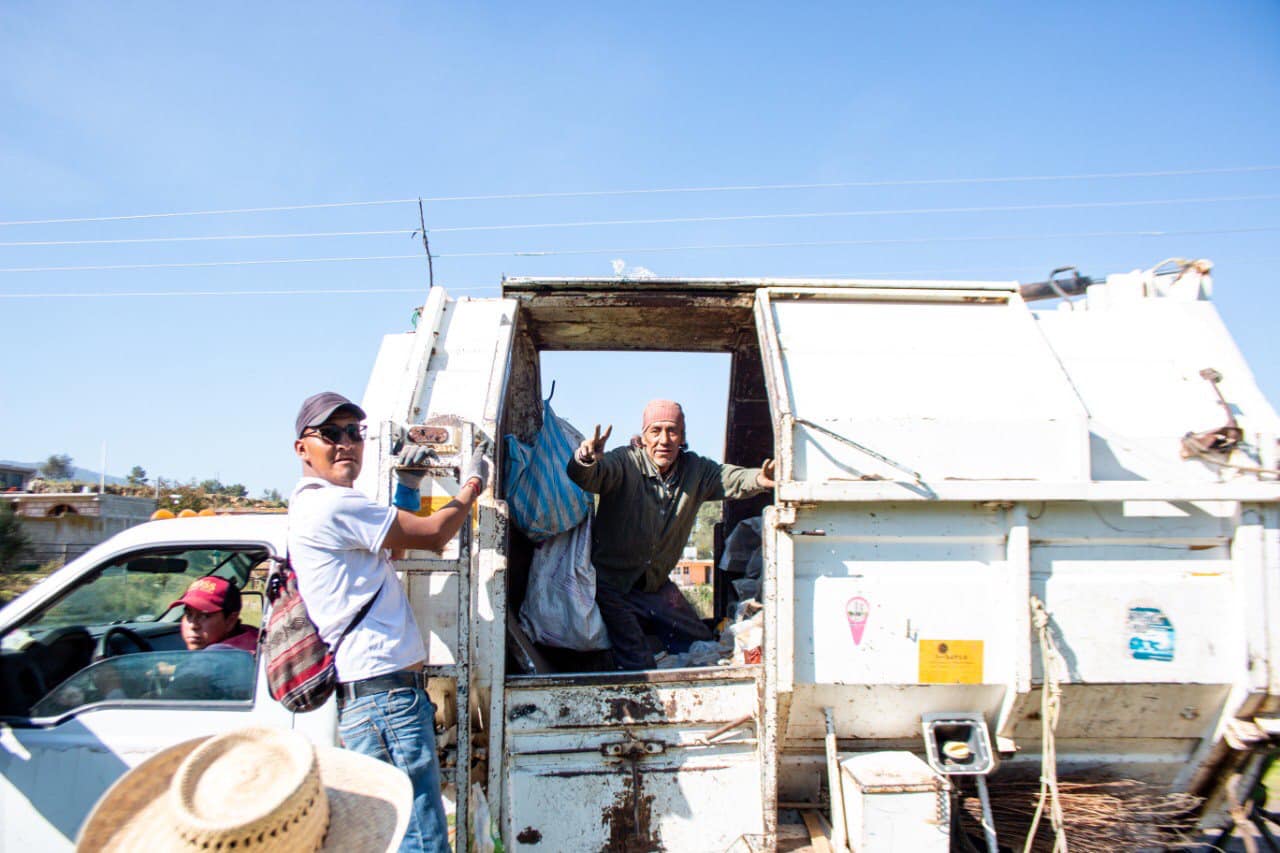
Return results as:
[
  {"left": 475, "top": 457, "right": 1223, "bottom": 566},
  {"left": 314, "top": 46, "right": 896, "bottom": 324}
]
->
[{"left": 21, "top": 547, "right": 265, "bottom": 632}]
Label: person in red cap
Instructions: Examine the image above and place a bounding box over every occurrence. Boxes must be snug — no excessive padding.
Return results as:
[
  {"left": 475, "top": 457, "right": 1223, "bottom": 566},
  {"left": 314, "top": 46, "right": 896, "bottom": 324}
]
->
[
  {"left": 172, "top": 576, "right": 259, "bottom": 652},
  {"left": 567, "top": 399, "right": 775, "bottom": 670}
]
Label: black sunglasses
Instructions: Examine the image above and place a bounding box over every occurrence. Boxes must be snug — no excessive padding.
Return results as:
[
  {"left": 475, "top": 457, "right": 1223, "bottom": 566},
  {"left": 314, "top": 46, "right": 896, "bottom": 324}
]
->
[{"left": 305, "top": 423, "right": 367, "bottom": 444}]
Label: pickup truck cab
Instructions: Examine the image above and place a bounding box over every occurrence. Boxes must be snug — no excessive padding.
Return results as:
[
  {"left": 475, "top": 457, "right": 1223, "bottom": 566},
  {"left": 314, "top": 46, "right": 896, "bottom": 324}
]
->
[{"left": 0, "top": 514, "right": 336, "bottom": 851}]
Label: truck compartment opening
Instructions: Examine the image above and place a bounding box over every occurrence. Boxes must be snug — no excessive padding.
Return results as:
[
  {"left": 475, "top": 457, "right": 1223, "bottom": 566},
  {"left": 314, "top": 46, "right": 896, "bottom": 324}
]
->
[{"left": 498, "top": 280, "right": 776, "bottom": 676}]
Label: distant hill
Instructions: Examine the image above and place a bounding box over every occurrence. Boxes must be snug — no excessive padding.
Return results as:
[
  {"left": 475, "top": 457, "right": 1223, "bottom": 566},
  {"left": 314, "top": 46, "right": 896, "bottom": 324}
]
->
[{"left": 0, "top": 460, "right": 129, "bottom": 486}]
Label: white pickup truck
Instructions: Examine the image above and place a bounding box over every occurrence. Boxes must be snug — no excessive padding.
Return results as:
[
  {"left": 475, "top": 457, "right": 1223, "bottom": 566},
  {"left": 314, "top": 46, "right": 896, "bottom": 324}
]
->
[{"left": 0, "top": 514, "right": 338, "bottom": 851}]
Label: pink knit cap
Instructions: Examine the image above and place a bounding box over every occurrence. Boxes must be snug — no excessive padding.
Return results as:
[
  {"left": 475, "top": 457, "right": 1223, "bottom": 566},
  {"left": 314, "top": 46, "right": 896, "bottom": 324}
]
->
[{"left": 642, "top": 399, "right": 685, "bottom": 430}]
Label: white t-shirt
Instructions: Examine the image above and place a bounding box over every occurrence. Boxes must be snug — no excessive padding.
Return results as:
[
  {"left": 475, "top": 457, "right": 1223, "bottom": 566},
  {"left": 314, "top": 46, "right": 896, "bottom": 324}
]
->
[{"left": 287, "top": 477, "right": 427, "bottom": 681}]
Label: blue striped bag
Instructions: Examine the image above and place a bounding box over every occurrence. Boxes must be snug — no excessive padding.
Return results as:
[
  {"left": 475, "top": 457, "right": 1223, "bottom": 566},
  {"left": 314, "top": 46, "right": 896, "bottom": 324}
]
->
[{"left": 504, "top": 399, "right": 592, "bottom": 542}]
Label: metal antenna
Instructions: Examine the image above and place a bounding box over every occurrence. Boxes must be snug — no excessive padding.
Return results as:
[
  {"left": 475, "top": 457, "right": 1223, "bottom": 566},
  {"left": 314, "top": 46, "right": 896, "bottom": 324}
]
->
[{"left": 417, "top": 198, "right": 434, "bottom": 290}]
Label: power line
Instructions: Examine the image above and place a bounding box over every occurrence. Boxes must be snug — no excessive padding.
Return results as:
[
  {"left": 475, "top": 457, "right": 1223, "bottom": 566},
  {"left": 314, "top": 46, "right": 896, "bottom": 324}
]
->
[
  {"left": 434, "top": 225, "right": 1280, "bottom": 259},
  {"left": 4, "top": 193, "right": 1278, "bottom": 248},
  {"left": 0, "top": 229, "right": 413, "bottom": 247},
  {"left": 2, "top": 165, "right": 1278, "bottom": 227},
  {"left": 432, "top": 193, "right": 1280, "bottom": 233},
  {"left": 1, "top": 225, "right": 1276, "bottom": 274},
  {"left": 0, "top": 254, "right": 419, "bottom": 273}
]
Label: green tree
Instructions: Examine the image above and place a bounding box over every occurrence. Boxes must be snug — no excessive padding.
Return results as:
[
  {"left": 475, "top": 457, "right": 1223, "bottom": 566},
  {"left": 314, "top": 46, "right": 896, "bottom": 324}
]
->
[
  {"left": 0, "top": 502, "right": 30, "bottom": 570},
  {"left": 39, "top": 454, "right": 74, "bottom": 479},
  {"left": 690, "top": 501, "right": 721, "bottom": 560},
  {"left": 223, "top": 483, "right": 248, "bottom": 498},
  {"left": 127, "top": 465, "right": 148, "bottom": 485},
  {"left": 262, "top": 488, "right": 283, "bottom": 502},
  {"left": 198, "top": 479, "right": 224, "bottom": 494},
  {"left": 159, "top": 480, "right": 209, "bottom": 512}
]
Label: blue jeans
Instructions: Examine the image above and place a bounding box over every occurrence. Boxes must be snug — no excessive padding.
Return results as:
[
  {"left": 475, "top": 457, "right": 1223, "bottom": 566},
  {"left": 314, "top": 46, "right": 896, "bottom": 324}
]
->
[{"left": 338, "top": 686, "right": 450, "bottom": 853}]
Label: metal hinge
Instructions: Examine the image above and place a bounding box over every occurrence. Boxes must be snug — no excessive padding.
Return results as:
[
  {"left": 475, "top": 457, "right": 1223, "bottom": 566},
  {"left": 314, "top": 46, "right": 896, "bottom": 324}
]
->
[{"left": 601, "top": 739, "right": 666, "bottom": 758}]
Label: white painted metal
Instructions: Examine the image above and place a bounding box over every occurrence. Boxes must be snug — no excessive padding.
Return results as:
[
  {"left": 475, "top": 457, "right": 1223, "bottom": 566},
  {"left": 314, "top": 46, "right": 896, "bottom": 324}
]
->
[
  {"left": 777, "top": 479, "right": 1280, "bottom": 503},
  {"left": 840, "top": 752, "right": 949, "bottom": 852},
  {"left": 757, "top": 273, "right": 1280, "bottom": 828},
  {"left": 354, "top": 288, "right": 517, "bottom": 840},
  {"left": 758, "top": 287, "right": 1090, "bottom": 485},
  {"left": 1035, "top": 292, "right": 1280, "bottom": 484},
  {"left": 355, "top": 291, "right": 517, "bottom": 668}
]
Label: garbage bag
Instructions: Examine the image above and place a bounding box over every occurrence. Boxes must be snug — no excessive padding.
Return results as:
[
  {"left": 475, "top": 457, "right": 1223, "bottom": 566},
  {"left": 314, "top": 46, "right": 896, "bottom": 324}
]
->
[
  {"left": 518, "top": 515, "right": 611, "bottom": 651},
  {"left": 720, "top": 516, "right": 763, "bottom": 575},
  {"left": 504, "top": 399, "right": 593, "bottom": 542},
  {"left": 722, "top": 516, "right": 764, "bottom": 601},
  {"left": 469, "top": 782, "right": 497, "bottom": 853},
  {"left": 731, "top": 601, "right": 764, "bottom": 665}
]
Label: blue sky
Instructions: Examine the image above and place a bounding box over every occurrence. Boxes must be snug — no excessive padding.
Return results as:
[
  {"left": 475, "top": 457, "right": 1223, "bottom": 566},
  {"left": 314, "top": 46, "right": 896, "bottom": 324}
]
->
[{"left": 2, "top": 2, "right": 1278, "bottom": 495}]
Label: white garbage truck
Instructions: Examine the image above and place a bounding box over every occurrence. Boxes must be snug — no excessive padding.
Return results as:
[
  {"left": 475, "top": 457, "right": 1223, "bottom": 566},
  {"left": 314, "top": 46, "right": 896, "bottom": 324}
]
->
[{"left": 2, "top": 260, "right": 1278, "bottom": 851}]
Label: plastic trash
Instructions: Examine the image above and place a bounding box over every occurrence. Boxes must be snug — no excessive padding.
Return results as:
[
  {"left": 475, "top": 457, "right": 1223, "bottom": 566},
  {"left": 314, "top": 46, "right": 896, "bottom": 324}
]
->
[
  {"left": 518, "top": 516, "right": 611, "bottom": 651},
  {"left": 722, "top": 516, "right": 765, "bottom": 601},
  {"left": 470, "top": 782, "right": 501, "bottom": 853},
  {"left": 731, "top": 602, "right": 764, "bottom": 665},
  {"left": 503, "top": 399, "right": 592, "bottom": 542}
]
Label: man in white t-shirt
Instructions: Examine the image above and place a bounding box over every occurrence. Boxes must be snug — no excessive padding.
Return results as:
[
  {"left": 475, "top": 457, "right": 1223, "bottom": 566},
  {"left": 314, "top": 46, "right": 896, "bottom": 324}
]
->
[{"left": 288, "top": 391, "right": 487, "bottom": 853}]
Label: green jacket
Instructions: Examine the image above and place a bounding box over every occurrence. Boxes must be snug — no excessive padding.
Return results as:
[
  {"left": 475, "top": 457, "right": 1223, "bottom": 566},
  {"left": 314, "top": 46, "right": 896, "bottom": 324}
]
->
[{"left": 567, "top": 444, "right": 767, "bottom": 593}]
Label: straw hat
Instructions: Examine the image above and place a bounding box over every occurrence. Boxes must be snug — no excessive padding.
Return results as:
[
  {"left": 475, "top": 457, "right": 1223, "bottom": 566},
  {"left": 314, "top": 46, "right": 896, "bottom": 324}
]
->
[{"left": 76, "top": 727, "right": 412, "bottom": 852}]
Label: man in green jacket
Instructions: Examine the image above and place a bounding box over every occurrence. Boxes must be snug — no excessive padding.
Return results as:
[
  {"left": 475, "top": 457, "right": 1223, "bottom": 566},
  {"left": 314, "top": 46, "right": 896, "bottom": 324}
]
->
[{"left": 567, "top": 399, "right": 774, "bottom": 670}]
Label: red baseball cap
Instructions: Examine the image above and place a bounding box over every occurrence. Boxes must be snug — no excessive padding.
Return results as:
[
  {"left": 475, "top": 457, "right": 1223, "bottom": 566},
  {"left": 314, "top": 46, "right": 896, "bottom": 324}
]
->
[{"left": 170, "top": 576, "right": 241, "bottom": 614}]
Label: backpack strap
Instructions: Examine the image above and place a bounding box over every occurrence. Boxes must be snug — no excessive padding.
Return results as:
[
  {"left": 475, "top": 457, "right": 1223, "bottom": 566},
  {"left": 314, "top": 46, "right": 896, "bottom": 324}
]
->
[{"left": 331, "top": 579, "right": 384, "bottom": 653}]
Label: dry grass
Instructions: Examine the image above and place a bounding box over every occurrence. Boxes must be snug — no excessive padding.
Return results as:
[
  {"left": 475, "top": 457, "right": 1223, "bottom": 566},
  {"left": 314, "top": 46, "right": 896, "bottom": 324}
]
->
[
  {"left": 961, "top": 778, "right": 1203, "bottom": 852},
  {"left": 0, "top": 567, "right": 56, "bottom": 606}
]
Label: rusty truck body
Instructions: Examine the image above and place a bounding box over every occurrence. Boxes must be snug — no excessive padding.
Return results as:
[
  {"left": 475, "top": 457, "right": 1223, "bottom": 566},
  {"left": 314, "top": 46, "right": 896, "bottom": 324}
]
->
[{"left": 353, "top": 263, "right": 1280, "bottom": 850}]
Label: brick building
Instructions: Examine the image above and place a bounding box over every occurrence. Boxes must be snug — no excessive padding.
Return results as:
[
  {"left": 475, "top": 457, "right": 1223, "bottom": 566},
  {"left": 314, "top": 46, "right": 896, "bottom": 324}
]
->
[{"left": 3, "top": 491, "right": 156, "bottom": 566}]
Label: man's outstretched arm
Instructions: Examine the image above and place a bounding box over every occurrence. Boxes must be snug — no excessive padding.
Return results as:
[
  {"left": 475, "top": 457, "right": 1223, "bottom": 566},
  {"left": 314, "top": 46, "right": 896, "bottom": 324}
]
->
[{"left": 384, "top": 448, "right": 489, "bottom": 552}]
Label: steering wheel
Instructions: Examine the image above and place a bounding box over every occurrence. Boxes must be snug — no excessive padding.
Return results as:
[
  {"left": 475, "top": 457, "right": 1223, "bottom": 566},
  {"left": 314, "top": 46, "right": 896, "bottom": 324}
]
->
[
  {"left": 0, "top": 659, "right": 47, "bottom": 716},
  {"left": 92, "top": 626, "right": 154, "bottom": 662}
]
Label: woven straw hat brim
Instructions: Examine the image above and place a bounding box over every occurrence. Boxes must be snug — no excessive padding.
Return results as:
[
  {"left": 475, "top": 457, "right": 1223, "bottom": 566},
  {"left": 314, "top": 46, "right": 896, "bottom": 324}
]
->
[{"left": 76, "top": 736, "right": 412, "bottom": 853}]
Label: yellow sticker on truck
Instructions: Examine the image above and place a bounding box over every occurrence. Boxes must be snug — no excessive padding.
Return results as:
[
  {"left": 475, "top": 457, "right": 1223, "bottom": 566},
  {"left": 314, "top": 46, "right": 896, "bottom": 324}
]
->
[{"left": 918, "top": 639, "right": 984, "bottom": 684}]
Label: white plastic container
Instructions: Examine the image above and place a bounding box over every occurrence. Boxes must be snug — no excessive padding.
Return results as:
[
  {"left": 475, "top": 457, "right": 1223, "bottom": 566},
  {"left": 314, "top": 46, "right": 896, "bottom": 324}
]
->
[{"left": 840, "top": 751, "right": 949, "bottom": 852}]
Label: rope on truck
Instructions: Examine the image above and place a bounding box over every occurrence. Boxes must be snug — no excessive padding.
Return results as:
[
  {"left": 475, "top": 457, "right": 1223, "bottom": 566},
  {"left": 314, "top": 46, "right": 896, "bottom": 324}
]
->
[{"left": 1025, "top": 596, "right": 1070, "bottom": 853}]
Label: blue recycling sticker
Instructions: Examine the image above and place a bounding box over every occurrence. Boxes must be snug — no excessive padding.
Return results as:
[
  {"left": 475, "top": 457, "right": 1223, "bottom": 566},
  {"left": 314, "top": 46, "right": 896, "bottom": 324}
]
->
[{"left": 1127, "top": 606, "right": 1175, "bottom": 662}]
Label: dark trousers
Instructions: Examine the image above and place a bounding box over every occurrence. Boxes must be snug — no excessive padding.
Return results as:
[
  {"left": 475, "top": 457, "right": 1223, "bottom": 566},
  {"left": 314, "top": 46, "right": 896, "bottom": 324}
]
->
[{"left": 595, "top": 580, "right": 713, "bottom": 670}]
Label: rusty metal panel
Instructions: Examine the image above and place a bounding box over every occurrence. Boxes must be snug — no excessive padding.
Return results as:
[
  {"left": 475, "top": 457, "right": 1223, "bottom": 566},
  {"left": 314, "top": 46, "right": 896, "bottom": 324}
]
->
[
  {"left": 503, "top": 673, "right": 764, "bottom": 851},
  {"left": 512, "top": 293, "right": 756, "bottom": 353}
]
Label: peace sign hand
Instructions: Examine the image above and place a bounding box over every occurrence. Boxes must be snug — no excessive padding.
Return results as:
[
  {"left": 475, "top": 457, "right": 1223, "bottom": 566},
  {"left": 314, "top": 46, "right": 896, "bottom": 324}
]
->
[{"left": 576, "top": 424, "right": 612, "bottom": 465}]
